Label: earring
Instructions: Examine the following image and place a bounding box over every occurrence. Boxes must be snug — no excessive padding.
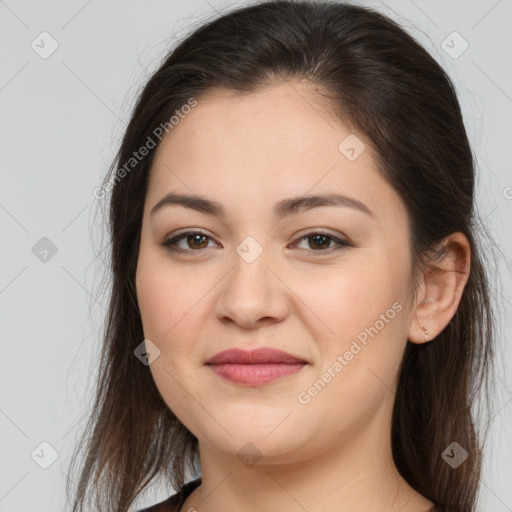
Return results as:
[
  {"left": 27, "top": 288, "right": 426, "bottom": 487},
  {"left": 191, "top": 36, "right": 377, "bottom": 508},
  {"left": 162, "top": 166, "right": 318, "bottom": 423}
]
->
[{"left": 422, "top": 325, "right": 430, "bottom": 342}]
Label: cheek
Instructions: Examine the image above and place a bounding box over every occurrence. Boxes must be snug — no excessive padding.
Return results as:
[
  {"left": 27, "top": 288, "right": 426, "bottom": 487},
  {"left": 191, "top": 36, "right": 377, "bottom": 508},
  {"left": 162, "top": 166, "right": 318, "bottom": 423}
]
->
[
  {"left": 136, "top": 251, "right": 202, "bottom": 342},
  {"left": 308, "top": 259, "right": 409, "bottom": 389},
  {"left": 136, "top": 257, "right": 208, "bottom": 431},
  {"left": 318, "top": 260, "right": 403, "bottom": 335}
]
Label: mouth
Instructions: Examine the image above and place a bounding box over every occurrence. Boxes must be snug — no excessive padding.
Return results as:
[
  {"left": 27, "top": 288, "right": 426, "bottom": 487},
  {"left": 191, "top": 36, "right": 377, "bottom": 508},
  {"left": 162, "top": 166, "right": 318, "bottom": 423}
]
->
[{"left": 205, "top": 348, "right": 308, "bottom": 386}]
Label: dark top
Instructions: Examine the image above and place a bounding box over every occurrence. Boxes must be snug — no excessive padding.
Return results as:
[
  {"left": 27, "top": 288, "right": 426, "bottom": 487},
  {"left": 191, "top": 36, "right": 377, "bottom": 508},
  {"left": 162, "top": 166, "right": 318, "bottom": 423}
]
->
[
  {"left": 137, "top": 478, "right": 445, "bottom": 511},
  {"left": 137, "top": 478, "right": 202, "bottom": 512}
]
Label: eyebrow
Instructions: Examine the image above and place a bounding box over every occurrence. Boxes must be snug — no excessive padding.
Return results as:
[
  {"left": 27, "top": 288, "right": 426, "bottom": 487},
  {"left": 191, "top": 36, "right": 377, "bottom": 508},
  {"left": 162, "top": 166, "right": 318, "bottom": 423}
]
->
[{"left": 150, "top": 192, "right": 373, "bottom": 220}]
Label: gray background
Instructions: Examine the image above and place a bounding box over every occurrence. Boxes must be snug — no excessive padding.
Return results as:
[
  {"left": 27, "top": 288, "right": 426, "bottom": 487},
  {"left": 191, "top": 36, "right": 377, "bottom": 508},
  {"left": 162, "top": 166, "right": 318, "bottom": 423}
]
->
[{"left": 1, "top": 0, "right": 511, "bottom": 511}]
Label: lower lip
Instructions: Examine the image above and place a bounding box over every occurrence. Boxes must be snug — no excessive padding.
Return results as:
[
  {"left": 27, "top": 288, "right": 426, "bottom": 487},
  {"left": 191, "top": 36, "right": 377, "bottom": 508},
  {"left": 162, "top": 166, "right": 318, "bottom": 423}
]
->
[{"left": 207, "top": 363, "right": 307, "bottom": 385}]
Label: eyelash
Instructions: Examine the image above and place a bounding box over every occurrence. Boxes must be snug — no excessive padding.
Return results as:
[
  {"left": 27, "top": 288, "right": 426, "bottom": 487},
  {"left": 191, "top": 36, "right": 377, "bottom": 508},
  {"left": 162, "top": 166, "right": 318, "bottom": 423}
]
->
[{"left": 160, "top": 230, "right": 351, "bottom": 255}]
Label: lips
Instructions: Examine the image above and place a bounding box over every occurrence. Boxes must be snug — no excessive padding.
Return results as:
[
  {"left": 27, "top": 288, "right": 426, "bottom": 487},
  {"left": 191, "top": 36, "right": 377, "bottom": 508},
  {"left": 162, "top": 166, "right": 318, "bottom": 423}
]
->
[
  {"left": 205, "top": 348, "right": 307, "bottom": 365},
  {"left": 205, "top": 348, "right": 308, "bottom": 386}
]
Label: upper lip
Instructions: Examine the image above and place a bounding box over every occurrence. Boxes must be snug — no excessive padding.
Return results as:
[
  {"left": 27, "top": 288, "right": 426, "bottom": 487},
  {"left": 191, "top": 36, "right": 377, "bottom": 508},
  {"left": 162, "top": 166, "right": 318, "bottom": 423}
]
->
[{"left": 205, "top": 348, "right": 307, "bottom": 365}]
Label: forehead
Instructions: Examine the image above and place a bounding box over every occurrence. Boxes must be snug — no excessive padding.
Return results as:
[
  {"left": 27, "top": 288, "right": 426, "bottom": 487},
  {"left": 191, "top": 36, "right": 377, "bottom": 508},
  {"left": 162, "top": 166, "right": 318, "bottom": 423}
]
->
[
  {"left": 154, "top": 83, "right": 342, "bottom": 170},
  {"left": 146, "top": 82, "right": 404, "bottom": 224}
]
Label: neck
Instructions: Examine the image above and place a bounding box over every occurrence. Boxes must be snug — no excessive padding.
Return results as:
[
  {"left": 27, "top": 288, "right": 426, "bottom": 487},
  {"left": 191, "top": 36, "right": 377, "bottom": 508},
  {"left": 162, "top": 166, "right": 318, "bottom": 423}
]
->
[{"left": 181, "top": 405, "right": 433, "bottom": 512}]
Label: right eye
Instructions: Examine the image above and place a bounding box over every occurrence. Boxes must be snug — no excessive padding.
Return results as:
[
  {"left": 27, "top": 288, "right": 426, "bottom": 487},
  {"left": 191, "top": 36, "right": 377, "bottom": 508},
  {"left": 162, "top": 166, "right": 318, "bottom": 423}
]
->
[{"left": 160, "top": 230, "right": 219, "bottom": 254}]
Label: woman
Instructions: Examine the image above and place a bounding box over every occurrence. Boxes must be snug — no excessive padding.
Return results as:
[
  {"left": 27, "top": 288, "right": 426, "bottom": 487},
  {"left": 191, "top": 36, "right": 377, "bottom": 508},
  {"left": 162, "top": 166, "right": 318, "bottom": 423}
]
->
[{"left": 67, "top": 1, "right": 497, "bottom": 511}]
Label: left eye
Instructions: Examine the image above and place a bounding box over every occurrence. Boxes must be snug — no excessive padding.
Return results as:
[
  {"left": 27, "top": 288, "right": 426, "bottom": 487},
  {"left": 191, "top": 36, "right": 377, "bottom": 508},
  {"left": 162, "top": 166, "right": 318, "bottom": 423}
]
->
[
  {"left": 161, "top": 231, "right": 351, "bottom": 254},
  {"left": 294, "top": 232, "right": 350, "bottom": 252}
]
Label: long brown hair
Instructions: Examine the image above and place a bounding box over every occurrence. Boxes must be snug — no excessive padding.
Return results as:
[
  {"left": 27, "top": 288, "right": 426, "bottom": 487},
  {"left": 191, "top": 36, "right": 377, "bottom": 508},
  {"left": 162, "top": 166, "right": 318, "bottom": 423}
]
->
[{"left": 67, "top": 1, "right": 498, "bottom": 510}]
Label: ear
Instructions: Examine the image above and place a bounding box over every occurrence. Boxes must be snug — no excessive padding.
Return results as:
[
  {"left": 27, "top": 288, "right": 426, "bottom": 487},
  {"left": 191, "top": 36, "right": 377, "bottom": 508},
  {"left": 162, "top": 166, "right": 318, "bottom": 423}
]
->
[{"left": 408, "top": 232, "right": 471, "bottom": 344}]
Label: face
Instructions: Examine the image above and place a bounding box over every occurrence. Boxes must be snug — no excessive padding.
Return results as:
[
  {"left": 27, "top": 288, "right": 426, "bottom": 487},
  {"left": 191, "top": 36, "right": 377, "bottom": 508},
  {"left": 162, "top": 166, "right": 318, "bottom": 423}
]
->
[{"left": 135, "top": 81, "right": 416, "bottom": 465}]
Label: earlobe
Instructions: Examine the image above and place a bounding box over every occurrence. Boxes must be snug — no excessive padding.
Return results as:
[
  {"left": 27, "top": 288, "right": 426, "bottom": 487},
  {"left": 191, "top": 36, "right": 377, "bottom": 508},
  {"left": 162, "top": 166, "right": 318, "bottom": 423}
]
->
[{"left": 407, "top": 232, "right": 471, "bottom": 345}]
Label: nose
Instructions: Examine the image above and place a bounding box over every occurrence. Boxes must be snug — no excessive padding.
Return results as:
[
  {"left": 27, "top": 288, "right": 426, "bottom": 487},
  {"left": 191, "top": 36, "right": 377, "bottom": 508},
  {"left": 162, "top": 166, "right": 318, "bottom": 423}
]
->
[{"left": 215, "top": 245, "right": 290, "bottom": 329}]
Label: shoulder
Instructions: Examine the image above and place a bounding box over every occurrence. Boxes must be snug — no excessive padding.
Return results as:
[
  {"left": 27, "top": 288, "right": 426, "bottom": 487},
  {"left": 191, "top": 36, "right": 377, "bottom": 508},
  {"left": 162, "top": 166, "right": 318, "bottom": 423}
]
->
[{"left": 136, "top": 478, "right": 202, "bottom": 512}]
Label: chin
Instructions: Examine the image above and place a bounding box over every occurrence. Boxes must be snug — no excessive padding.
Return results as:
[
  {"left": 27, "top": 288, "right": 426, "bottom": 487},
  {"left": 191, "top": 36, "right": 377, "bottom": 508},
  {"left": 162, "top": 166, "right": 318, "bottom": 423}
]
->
[{"left": 196, "top": 421, "right": 318, "bottom": 466}]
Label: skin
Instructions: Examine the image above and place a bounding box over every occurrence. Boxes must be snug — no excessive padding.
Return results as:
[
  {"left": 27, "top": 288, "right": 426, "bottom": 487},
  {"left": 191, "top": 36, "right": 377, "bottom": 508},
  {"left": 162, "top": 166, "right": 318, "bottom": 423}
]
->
[{"left": 135, "top": 81, "right": 471, "bottom": 512}]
